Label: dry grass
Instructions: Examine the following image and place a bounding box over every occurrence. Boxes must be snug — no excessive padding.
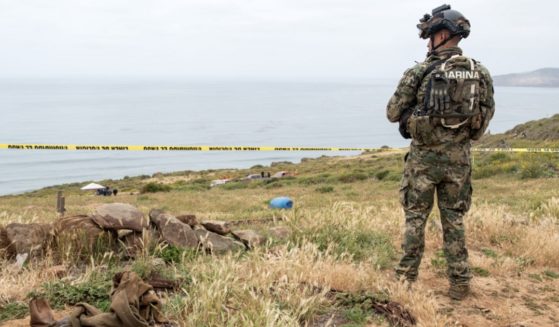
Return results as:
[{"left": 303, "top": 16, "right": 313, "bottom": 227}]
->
[{"left": 1, "top": 152, "right": 559, "bottom": 326}]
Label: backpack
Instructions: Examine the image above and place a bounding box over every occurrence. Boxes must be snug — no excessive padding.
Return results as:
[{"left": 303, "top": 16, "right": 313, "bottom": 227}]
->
[{"left": 424, "top": 55, "right": 482, "bottom": 129}]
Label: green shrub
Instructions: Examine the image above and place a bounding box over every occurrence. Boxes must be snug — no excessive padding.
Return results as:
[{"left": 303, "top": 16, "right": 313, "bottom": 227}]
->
[
  {"left": 374, "top": 170, "right": 390, "bottom": 181},
  {"left": 520, "top": 163, "right": 551, "bottom": 179},
  {"left": 385, "top": 173, "right": 402, "bottom": 182},
  {"left": 337, "top": 172, "right": 368, "bottom": 183},
  {"left": 0, "top": 302, "right": 28, "bottom": 322},
  {"left": 141, "top": 182, "right": 172, "bottom": 193},
  {"left": 344, "top": 306, "right": 368, "bottom": 325}
]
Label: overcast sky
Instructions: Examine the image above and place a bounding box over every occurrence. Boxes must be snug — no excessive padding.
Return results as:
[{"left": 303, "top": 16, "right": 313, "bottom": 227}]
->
[{"left": 1, "top": 0, "right": 557, "bottom": 80}]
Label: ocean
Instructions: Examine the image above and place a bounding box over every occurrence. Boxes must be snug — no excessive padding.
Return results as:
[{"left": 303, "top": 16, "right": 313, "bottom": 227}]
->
[{"left": 1, "top": 79, "right": 558, "bottom": 196}]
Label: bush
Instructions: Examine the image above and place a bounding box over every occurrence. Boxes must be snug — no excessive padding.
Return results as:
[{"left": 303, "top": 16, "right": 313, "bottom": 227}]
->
[
  {"left": 336, "top": 172, "right": 368, "bottom": 183},
  {"left": 190, "top": 178, "right": 210, "bottom": 185},
  {"left": 141, "top": 182, "right": 172, "bottom": 193},
  {"left": 520, "top": 163, "right": 552, "bottom": 179},
  {"left": 374, "top": 170, "right": 390, "bottom": 181}
]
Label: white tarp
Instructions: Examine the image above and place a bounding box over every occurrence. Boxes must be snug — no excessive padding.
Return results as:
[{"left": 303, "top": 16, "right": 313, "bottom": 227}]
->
[{"left": 81, "top": 182, "right": 106, "bottom": 190}]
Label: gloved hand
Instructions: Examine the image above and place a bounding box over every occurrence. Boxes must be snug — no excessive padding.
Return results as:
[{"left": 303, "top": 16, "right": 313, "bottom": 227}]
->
[
  {"left": 429, "top": 73, "right": 450, "bottom": 114},
  {"left": 398, "top": 108, "right": 413, "bottom": 139}
]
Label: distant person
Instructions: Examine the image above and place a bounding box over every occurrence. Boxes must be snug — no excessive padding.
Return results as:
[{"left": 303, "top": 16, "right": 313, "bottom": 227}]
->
[
  {"left": 386, "top": 4, "right": 495, "bottom": 300},
  {"left": 113, "top": 189, "right": 118, "bottom": 196}
]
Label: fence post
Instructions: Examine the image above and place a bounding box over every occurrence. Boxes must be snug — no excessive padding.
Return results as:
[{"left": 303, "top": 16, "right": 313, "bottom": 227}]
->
[{"left": 56, "top": 191, "right": 66, "bottom": 217}]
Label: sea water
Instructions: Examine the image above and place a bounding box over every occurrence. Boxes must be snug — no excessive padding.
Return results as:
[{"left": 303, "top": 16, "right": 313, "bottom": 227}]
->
[{"left": 1, "top": 79, "right": 558, "bottom": 195}]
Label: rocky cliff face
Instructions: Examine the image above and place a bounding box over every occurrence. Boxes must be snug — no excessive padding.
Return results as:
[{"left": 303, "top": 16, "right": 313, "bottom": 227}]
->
[{"left": 493, "top": 68, "right": 559, "bottom": 87}]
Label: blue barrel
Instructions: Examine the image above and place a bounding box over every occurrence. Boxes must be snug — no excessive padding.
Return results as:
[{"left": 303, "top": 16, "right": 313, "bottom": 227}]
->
[{"left": 269, "top": 196, "right": 293, "bottom": 209}]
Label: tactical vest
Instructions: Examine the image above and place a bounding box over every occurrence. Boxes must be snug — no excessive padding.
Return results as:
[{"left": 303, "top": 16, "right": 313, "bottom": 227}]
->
[{"left": 423, "top": 55, "right": 482, "bottom": 129}]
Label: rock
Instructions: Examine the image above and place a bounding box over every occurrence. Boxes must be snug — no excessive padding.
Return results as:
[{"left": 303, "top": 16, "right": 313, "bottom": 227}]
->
[
  {"left": 201, "top": 220, "right": 231, "bottom": 235},
  {"left": 92, "top": 203, "right": 148, "bottom": 232},
  {"left": 4, "top": 223, "right": 54, "bottom": 258},
  {"left": 232, "top": 229, "right": 266, "bottom": 249},
  {"left": 268, "top": 226, "right": 292, "bottom": 240},
  {"left": 176, "top": 214, "right": 198, "bottom": 227},
  {"left": 152, "top": 213, "right": 198, "bottom": 249},
  {"left": 122, "top": 232, "right": 145, "bottom": 258},
  {"left": 15, "top": 253, "right": 28, "bottom": 269},
  {"left": 55, "top": 215, "right": 106, "bottom": 245},
  {"left": 195, "top": 230, "right": 244, "bottom": 254},
  {"left": 0, "top": 226, "right": 8, "bottom": 255},
  {"left": 149, "top": 208, "right": 165, "bottom": 222},
  {"left": 192, "top": 224, "right": 206, "bottom": 231}
]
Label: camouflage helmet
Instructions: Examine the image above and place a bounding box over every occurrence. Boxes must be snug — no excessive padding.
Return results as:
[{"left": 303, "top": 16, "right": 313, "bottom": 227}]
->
[{"left": 417, "top": 4, "right": 471, "bottom": 39}]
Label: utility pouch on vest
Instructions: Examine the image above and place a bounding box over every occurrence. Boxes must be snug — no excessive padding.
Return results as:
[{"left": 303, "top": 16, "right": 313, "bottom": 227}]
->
[
  {"left": 408, "top": 115, "right": 437, "bottom": 145},
  {"left": 425, "top": 55, "right": 482, "bottom": 130}
]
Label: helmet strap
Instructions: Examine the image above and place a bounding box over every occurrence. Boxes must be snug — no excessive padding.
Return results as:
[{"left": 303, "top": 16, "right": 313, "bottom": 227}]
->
[{"left": 428, "top": 33, "right": 455, "bottom": 56}]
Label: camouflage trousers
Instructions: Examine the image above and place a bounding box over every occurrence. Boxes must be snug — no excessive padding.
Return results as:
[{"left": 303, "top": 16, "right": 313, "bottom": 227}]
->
[{"left": 395, "top": 145, "right": 472, "bottom": 285}]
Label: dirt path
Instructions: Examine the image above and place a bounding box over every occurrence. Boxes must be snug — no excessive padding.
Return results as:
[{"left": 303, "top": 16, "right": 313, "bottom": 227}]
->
[{"left": 421, "top": 269, "right": 559, "bottom": 326}]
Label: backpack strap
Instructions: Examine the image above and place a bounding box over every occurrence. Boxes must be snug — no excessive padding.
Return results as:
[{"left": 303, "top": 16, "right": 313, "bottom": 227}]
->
[{"left": 422, "top": 59, "right": 446, "bottom": 80}]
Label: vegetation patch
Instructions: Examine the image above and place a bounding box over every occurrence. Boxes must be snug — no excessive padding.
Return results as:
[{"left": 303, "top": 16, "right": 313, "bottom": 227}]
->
[
  {"left": 481, "top": 248, "right": 498, "bottom": 258},
  {"left": 141, "top": 182, "right": 172, "bottom": 193},
  {"left": 221, "top": 181, "right": 249, "bottom": 190},
  {"left": 543, "top": 270, "right": 559, "bottom": 279},
  {"left": 29, "top": 275, "right": 112, "bottom": 311},
  {"left": 0, "top": 302, "right": 28, "bottom": 322},
  {"left": 295, "top": 226, "right": 395, "bottom": 268},
  {"left": 336, "top": 172, "right": 368, "bottom": 184},
  {"left": 315, "top": 186, "right": 334, "bottom": 193},
  {"left": 472, "top": 266, "right": 490, "bottom": 277}
]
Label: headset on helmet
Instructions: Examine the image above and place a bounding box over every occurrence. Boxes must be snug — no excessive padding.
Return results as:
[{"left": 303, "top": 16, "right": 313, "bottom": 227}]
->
[{"left": 417, "top": 4, "right": 471, "bottom": 40}]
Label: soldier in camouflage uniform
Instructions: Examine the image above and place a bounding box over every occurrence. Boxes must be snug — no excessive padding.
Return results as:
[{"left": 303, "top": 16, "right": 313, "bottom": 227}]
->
[{"left": 386, "top": 4, "right": 495, "bottom": 300}]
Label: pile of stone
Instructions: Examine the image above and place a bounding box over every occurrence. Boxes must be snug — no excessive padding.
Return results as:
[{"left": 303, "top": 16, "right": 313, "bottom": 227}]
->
[{"left": 0, "top": 203, "right": 292, "bottom": 262}]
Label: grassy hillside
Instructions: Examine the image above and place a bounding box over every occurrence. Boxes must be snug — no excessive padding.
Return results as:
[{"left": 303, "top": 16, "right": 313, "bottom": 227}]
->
[
  {"left": 476, "top": 114, "right": 559, "bottom": 148},
  {"left": 1, "top": 131, "right": 558, "bottom": 325}
]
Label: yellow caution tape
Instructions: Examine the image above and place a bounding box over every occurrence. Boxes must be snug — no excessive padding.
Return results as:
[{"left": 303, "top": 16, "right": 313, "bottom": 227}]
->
[
  {"left": 472, "top": 148, "right": 559, "bottom": 153},
  {"left": 0, "top": 144, "right": 557, "bottom": 153},
  {"left": 0, "top": 143, "right": 396, "bottom": 152}
]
